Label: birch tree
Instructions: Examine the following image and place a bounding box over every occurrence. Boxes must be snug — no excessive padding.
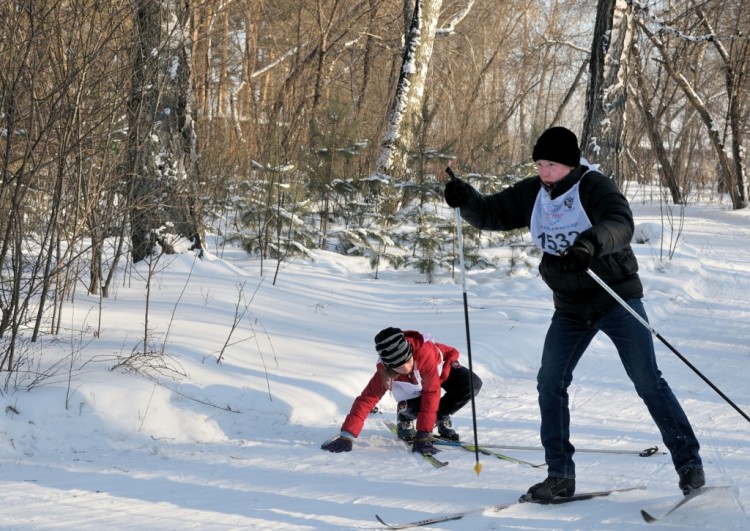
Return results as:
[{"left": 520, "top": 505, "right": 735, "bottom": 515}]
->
[
  {"left": 373, "top": 0, "right": 441, "bottom": 180},
  {"left": 373, "top": 0, "right": 479, "bottom": 181}
]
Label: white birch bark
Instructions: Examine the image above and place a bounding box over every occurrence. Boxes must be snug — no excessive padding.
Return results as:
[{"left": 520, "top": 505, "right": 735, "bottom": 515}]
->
[{"left": 373, "top": 0, "right": 442, "bottom": 181}]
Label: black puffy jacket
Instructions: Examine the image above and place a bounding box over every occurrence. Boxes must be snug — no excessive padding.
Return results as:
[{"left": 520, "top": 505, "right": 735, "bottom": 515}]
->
[{"left": 458, "top": 165, "right": 642, "bottom": 322}]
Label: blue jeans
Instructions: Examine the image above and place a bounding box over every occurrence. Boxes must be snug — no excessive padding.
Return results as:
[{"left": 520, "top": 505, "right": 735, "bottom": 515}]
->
[{"left": 537, "top": 298, "right": 702, "bottom": 479}]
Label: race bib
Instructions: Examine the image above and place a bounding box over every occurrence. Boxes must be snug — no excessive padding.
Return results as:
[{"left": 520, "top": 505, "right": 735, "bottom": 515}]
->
[
  {"left": 530, "top": 180, "right": 592, "bottom": 255},
  {"left": 391, "top": 370, "right": 423, "bottom": 402}
]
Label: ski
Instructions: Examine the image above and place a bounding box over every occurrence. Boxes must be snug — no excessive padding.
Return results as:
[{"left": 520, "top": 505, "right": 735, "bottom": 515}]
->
[
  {"left": 461, "top": 442, "right": 663, "bottom": 457},
  {"left": 382, "top": 420, "right": 448, "bottom": 468},
  {"left": 375, "top": 503, "right": 508, "bottom": 529},
  {"left": 519, "top": 485, "right": 645, "bottom": 503},
  {"left": 375, "top": 486, "right": 645, "bottom": 529},
  {"left": 432, "top": 437, "right": 546, "bottom": 468},
  {"left": 640, "top": 486, "right": 728, "bottom": 523}
]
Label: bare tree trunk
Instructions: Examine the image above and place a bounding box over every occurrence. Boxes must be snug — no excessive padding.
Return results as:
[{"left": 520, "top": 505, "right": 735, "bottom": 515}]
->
[
  {"left": 636, "top": 16, "right": 746, "bottom": 209},
  {"left": 630, "top": 44, "right": 684, "bottom": 204},
  {"left": 551, "top": 59, "right": 589, "bottom": 127},
  {"left": 581, "top": 0, "right": 634, "bottom": 184},
  {"left": 356, "top": 0, "right": 382, "bottom": 116},
  {"left": 697, "top": 9, "right": 748, "bottom": 208},
  {"left": 373, "top": 0, "right": 442, "bottom": 180},
  {"left": 127, "top": 0, "right": 203, "bottom": 263}
]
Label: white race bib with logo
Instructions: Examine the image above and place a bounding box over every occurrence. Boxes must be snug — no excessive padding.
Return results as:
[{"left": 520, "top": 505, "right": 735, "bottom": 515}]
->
[{"left": 530, "top": 180, "right": 592, "bottom": 255}]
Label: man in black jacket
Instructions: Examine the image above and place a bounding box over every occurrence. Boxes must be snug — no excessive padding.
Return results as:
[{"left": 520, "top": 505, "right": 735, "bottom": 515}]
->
[{"left": 444, "top": 126, "right": 704, "bottom": 501}]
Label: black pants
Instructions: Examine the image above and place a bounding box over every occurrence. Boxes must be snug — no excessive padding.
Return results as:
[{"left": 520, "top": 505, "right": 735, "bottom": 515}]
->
[{"left": 398, "top": 364, "right": 482, "bottom": 420}]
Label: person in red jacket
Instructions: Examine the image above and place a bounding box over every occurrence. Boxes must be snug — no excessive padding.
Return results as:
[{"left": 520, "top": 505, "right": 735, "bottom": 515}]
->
[{"left": 321, "top": 327, "right": 482, "bottom": 456}]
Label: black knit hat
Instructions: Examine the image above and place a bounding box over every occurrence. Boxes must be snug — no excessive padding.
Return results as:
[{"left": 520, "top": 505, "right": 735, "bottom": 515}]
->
[
  {"left": 532, "top": 127, "right": 581, "bottom": 168},
  {"left": 374, "top": 327, "right": 412, "bottom": 368}
]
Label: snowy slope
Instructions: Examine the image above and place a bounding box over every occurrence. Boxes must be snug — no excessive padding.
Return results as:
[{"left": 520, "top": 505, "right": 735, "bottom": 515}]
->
[{"left": 1, "top": 199, "right": 749, "bottom": 530}]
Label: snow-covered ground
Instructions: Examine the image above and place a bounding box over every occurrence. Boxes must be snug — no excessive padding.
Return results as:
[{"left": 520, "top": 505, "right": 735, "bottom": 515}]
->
[{"left": 2, "top": 197, "right": 750, "bottom": 530}]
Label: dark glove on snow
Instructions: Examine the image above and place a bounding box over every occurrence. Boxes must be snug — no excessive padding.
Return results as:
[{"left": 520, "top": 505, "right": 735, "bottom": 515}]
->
[
  {"left": 321, "top": 435, "right": 353, "bottom": 453},
  {"left": 411, "top": 431, "right": 440, "bottom": 455},
  {"left": 559, "top": 238, "right": 595, "bottom": 273},
  {"left": 444, "top": 177, "right": 472, "bottom": 208}
]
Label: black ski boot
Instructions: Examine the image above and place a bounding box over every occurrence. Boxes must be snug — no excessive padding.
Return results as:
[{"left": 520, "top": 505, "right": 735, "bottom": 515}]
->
[
  {"left": 436, "top": 416, "right": 459, "bottom": 441},
  {"left": 396, "top": 418, "right": 416, "bottom": 441},
  {"left": 395, "top": 401, "right": 418, "bottom": 441},
  {"left": 396, "top": 401, "right": 417, "bottom": 441},
  {"left": 523, "top": 476, "right": 576, "bottom": 502},
  {"left": 679, "top": 468, "right": 705, "bottom": 495}
]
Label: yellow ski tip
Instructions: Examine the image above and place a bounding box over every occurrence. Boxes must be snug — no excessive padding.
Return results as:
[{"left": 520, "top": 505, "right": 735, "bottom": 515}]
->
[{"left": 474, "top": 462, "right": 483, "bottom": 475}]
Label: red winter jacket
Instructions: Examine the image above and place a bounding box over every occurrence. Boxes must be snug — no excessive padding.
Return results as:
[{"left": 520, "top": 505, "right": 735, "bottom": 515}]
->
[{"left": 341, "top": 330, "right": 460, "bottom": 437}]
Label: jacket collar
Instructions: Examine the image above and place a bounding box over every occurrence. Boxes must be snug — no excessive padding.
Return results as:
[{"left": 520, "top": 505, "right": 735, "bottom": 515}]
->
[{"left": 541, "top": 164, "right": 587, "bottom": 199}]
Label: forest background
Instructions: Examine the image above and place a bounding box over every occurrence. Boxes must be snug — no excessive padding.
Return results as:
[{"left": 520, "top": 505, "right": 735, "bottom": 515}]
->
[{"left": 1, "top": 0, "right": 750, "bottom": 383}]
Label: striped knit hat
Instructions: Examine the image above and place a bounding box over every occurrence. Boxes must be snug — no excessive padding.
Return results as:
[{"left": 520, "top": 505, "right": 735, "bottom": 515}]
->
[{"left": 374, "top": 327, "right": 413, "bottom": 368}]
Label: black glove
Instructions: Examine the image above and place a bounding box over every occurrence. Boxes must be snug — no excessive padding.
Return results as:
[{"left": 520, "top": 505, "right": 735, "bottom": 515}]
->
[
  {"left": 444, "top": 177, "right": 472, "bottom": 208},
  {"left": 321, "top": 435, "right": 353, "bottom": 453},
  {"left": 411, "top": 431, "right": 440, "bottom": 455},
  {"left": 559, "top": 238, "right": 595, "bottom": 273}
]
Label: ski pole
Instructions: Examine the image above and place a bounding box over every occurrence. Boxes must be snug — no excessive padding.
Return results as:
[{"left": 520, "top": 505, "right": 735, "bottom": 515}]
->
[
  {"left": 446, "top": 166, "right": 482, "bottom": 475},
  {"left": 586, "top": 268, "right": 750, "bottom": 424}
]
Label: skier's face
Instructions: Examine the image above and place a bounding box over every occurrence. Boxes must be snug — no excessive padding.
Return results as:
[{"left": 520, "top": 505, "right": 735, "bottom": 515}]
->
[
  {"left": 536, "top": 159, "right": 574, "bottom": 186},
  {"left": 391, "top": 357, "right": 414, "bottom": 375}
]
